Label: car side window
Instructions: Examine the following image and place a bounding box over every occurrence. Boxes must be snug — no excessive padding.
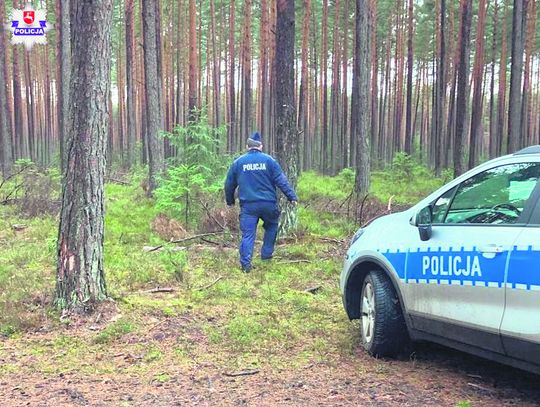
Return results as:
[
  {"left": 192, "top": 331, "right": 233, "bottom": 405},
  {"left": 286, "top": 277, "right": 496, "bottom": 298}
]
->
[
  {"left": 443, "top": 163, "right": 540, "bottom": 225},
  {"left": 432, "top": 186, "right": 457, "bottom": 223}
]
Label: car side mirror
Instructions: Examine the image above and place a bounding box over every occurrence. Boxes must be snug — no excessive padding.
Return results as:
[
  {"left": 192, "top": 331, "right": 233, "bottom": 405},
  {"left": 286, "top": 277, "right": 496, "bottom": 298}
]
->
[{"left": 410, "top": 205, "right": 433, "bottom": 241}]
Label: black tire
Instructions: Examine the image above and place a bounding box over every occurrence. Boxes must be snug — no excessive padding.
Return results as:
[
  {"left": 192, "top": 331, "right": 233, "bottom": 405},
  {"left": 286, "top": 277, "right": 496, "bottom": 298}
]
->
[{"left": 360, "top": 270, "right": 409, "bottom": 357}]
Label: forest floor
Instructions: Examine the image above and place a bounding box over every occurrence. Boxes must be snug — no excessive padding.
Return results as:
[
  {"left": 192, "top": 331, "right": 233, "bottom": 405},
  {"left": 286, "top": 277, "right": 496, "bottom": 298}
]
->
[{"left": 1, "top": 170, "right": 540, "bottom": 407}]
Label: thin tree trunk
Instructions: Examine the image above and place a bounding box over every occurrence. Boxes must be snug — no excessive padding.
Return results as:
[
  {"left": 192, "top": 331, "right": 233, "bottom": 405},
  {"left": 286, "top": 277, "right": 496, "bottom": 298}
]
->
[
  {"left": 57, "top": 0, "right": 71, "bottom": 171},
  {"left": 404, "top": 0, "right": 414, "bottom": 154},
  {"left": 507, "top": 0, "right": 525, "bottom": 152},
  {"left": 126, "top": 0, "right": 136, "bottom": 168},
  {"left": 188, "top": 0, "right": 198, "bottom": 121},
  {"left": 468, "top": 0, "right": 487, "bottom": 169},
  {"left": 0, "top": 0, "right": 13, "bottom": 175},
  {"left": 353, "top": 0, "right": 371, "bottom": 194},
  {"left": 142, "top": 0, "right": 164, "bottom": 193},
  {"left": 227, "top": 0, "right": 236, "bottom": 152},
  {"left": 496, "top": 0, "right": 510, "bottom": 156},
  {"left": 454, "top": 0, "right": 473, "bottom": 176}
]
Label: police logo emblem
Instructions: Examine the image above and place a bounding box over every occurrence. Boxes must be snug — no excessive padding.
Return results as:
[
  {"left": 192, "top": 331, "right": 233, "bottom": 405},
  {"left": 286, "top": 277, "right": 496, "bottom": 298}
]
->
[{"left": 8, "top": 4, "right": 51, "bottom": 50}]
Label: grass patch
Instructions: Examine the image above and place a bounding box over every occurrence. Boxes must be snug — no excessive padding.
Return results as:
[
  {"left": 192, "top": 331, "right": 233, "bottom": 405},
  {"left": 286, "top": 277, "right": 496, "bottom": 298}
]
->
[{"left": 94, "top": 319, "right": 135, "bottom": 344}]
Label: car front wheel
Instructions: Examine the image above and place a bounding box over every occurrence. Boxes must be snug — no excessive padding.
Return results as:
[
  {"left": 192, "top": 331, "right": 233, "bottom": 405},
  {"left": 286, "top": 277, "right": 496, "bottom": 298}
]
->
[{"left": 360, "top": 270, "right": 408, "bottom": 357}]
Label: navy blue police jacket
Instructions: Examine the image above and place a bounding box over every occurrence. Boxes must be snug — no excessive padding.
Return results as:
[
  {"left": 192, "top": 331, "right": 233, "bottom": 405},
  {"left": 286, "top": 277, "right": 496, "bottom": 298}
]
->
[{"left": 225, "top": 149, "right": 298, "bottom": 206}]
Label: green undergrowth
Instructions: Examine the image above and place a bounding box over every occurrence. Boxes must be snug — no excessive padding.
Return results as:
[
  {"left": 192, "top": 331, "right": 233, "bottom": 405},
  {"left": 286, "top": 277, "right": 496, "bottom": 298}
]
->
[{"left": 0, "top": 163, "right": 449, "bottom": 376}]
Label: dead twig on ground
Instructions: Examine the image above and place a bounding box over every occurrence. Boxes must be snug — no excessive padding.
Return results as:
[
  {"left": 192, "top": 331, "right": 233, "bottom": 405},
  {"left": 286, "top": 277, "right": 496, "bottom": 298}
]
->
[
  {"left": 170, "top": 232, "right": 229, "bottom": 244},
  {"left": 304, "top": 285, "right": 322, "bottom": 294},
  {"left": 277, "top": 259, "right": 312, "bottom": 265},
  {"left": 194, "top": 276, "right": 223, "bottom": 291},
  {"left": 223, "top": 369, "right": 260, "bottom": 377},
  {"left": 106, "top": 177, "right": 130, "bottom": 186},
  {"left": 144, "top": 287, "right": 176, "bottom": 294},
  {"left": 467, "top": 382, "right": 495, "bottom": 393},
  {"left": 319, "top": 237, "right": 345, "bottom": 244}
]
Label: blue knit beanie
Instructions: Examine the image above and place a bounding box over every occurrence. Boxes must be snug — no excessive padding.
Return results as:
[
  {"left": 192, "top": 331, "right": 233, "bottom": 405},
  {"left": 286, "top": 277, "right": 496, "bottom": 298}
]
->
[{"left": 247, "top": 132, "right": 262, "bottom": 148}]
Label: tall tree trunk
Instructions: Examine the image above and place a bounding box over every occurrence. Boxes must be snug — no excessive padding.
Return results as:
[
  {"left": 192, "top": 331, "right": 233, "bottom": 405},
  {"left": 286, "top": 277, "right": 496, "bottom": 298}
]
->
[
  {"left": 240, "top": 0, "right": 252, "bottom": 141},
  {"left": 320, "top": 0, "right": 329, "bottom": 173},
  {"left": 521, "top": 0, "right": 536, "bottom": 146},
  {"left": 227, "top": 0, "right": 236, "bottom": 151},
  {"left": 57, "top": 0, "right": 71, "bottom": 171},
  {"left": 431, "top": 0, "right": 447, "bottom": 172},
  {"left": 298, "top": 0, "right": 311, "bottom": 170},
  {"left": 496, "top": 0, "right": 509, "bottom": 156},
  {"left": 125, "top": 0, "right": 136, "bottom": 168},
  {"left": 275, "top": 0, "right": 298, "bottom": 235},
  {"left": 353, "top": 0, "right": 370, "bottom": 194},
  {"left": 142, "top": 0, "right": 164, "bottom": 193},
  {"left": 507, "top": 0, "right": 525, "bottom": 152},
  {"left": 404, "top": 0, "right": 414, "bottom": 154},
  {"left": 468, "top": 0, "right": 487, "bottom": 169},
  {"left": 188, "top": 0, "right": 198, "bottom": 121},
  {"left": 488, "top": 0, "right": 499, "bottom": 159},
  {"left": 0, "top": 0, "right": 13, "bottom": 175},
  {"left": 55, "top": 0, "right": 112, "bottom": 311},
  {"left": 453, "top": 0, "right": 472, "bottom": 176}
]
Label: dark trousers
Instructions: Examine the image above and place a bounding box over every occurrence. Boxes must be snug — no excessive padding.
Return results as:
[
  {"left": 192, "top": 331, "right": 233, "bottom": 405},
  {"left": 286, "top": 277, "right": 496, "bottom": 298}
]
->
[{"left": 239, "top": 202, "right": 280, "bottom": 268}]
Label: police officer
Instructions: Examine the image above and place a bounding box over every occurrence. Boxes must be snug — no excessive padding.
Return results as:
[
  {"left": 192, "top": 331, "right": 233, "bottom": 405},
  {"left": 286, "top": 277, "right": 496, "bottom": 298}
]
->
[{"left": 225, "top": 132, "right": 298, "bottom": 272}]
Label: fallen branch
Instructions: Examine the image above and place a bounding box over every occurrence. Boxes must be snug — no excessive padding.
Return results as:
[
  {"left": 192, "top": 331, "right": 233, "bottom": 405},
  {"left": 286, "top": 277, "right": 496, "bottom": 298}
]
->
[
  {"left": 145, "top": 287, "right": 176, "bottom": 294},
  {"left": 467, "top": 382, "right": 494, "bottom": 393},
  {"left": 304, "top": 285, "right": 322, "bottom": 294},
  {"left": 319, "top": 237, "right": 345, "bottom": 244},
  {"left": 170, "top": 232, "right": 227, "bottom": 244},
  {"left": 223, "top": 369, "right": 260, "bottom": 377},
  {"left": 200, "top": 237, "right": 221, "bottom": 246},
  {"left": 277, "top": 259, "right": 311, "bottom": 265},
  {"left": 194, "top": 276, "right": 223, "bottom": 291},
  {"left": 106, "top": 177, "right": 130, "bottom": 186}
]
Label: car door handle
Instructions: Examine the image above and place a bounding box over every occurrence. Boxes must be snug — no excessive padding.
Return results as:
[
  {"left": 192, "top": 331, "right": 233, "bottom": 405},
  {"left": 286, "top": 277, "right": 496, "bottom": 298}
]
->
[{"left": 478, "top": 244, "right": 505, "bottom": 254}]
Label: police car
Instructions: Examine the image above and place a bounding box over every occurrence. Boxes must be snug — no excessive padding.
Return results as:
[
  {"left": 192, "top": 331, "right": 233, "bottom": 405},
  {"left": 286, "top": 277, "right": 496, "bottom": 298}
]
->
[{"left": 340, "top": 146, "right": 540, "bottom": 374}]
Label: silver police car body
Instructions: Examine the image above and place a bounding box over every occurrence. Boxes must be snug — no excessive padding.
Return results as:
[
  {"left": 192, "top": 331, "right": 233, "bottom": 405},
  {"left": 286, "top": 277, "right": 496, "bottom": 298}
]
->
[{"left": 340, "top": 146, "right": 540, "bottom": 374}]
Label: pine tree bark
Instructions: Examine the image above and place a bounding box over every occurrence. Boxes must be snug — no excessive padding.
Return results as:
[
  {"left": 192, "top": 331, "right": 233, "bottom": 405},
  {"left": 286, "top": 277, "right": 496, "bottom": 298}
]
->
[
  {"left": 404, "top": 0, "right": 414, "bottom": 154},
  {"left": 320, "top": 0, "right": 329, "bottom": 173},
  {"left": 0, "top": 0, "right": 13, "bottom": 176},
  {"left": 507, "top": 0, "right": 525, "bottom": 152},
  {"left": 125, "top": 0, "right": 136, "bottom": 168},
  {"left": 55, "top": 0, "right": 112, "bottom": 311},
  {"left": 57, "top": 0, "right": 71, "bottom": 172},
  {"left": 188, "top": 0, "right": 198, "bottom": 121},
  {"left": 353, "top": 0, "right": 370, "bottom": 194},
  {"left": 298, "top": 0, "right": 311, "bottom": 170},
  {"left": 453, "top": 0, "right": 473, "bottom": 176},
  {"left": 240, "top": 0, "right": 252, "bottom": 141},
  {"left": 142, "top": 0, "right": 164, "bottom": 193},
  {"left": 227, "top": 0, "right": 236, "bottom": 151},
  {"left": 496, "top": 0, "right": 509, "bottom": 156},
  {"left": 521, "top": 0, "right": 536, "bottom": 146},
  {"left": 275, "top": 0, "right": 298, "bottom": 235},
  {"left": 488, "top": 0, "right": 499, "bottom": 159},
  {"left": 468, "top": 0, "right": 487, "bottom": 169},
  {"left": 431, "top": 0, "right": 447, "bottom": 172}
]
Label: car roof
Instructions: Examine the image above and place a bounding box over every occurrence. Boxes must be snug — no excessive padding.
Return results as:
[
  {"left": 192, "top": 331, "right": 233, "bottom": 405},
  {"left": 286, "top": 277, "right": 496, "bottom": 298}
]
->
[{"left": 514, "top": 145, "right": 540, "bottom": 156}]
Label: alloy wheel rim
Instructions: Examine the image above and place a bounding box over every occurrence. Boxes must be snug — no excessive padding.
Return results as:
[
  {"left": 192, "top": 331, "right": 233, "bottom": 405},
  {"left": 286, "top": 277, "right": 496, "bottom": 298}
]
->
[{"left": 361, "top": 281, "right": 375, "bottom": 344}]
